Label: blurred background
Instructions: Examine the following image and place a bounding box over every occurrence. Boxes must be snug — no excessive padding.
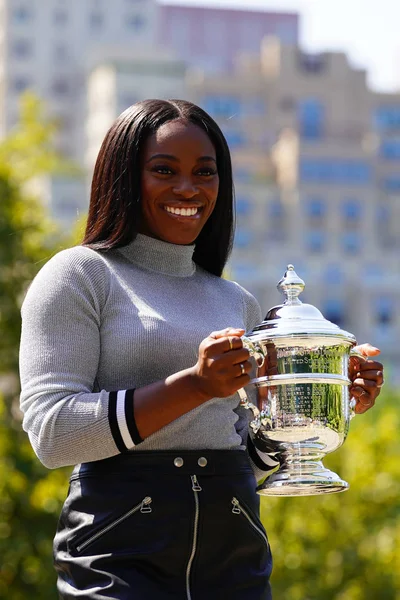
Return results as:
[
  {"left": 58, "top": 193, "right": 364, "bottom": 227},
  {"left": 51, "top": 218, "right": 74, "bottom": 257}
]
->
[{"left": 0, "top": 0, "right": 399, "bottom": 598}]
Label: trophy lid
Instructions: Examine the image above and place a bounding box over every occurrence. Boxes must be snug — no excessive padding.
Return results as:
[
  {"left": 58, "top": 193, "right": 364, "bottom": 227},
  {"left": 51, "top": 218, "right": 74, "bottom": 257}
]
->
[{"left": 250, "top": 265, "right": 356, "bottom": 342}]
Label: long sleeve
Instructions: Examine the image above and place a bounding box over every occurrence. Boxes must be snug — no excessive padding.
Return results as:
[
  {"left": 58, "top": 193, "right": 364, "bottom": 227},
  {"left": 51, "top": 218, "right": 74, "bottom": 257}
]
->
[{"left": 19, "top": 248, "right": 141, "bottom": 469}]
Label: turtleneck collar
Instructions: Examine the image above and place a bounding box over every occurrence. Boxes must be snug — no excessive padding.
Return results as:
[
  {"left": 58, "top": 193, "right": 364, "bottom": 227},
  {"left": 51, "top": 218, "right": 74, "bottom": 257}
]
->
[{"left": 116, "top": 234, "right": 196, "bottom": 277}]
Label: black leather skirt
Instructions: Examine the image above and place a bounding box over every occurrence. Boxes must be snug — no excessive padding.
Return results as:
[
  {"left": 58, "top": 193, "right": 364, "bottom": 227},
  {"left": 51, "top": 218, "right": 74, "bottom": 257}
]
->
[{"left": 54, "top": 449, "right": 273, "bottom": 599}]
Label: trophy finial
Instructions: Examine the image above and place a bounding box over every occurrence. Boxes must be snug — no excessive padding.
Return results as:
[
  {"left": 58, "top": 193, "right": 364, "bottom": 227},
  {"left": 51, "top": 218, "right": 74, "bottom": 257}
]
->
[{"left": 277, "top": 264, "right": 305, "bottom": 304}]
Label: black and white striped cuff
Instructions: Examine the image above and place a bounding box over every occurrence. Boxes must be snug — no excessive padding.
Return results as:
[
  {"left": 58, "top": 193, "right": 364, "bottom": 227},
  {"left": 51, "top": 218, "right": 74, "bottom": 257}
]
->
[
  {"left": 108, "top": 390, "right": 143, "bottom": 453},
  {"left": 247, "top": 434, "right": 280, "bottom": 473}
]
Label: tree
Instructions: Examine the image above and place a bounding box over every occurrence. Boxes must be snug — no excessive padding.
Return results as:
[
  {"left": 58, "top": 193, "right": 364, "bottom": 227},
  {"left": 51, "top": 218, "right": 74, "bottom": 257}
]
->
[{"left": 0, "top": 93, "right": 77, "bottom": 598}]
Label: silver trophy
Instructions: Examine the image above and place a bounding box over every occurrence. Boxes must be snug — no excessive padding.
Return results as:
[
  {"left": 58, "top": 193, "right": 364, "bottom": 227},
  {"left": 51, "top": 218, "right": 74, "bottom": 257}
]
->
[{"left": 240, "top": 265, "right": 364, "bottom": 497}]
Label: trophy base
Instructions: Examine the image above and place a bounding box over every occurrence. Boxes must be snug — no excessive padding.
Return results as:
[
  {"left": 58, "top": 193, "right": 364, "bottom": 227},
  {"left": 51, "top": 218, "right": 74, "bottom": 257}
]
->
[{"left": 257, "top": 461, "right": 349, "bottom": 497}]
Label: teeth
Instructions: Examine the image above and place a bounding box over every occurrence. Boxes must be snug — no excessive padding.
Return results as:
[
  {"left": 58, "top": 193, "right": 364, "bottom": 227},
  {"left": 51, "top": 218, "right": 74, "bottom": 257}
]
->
[{"left": 165, "top": 206, "right": 198, "bottom": 216}]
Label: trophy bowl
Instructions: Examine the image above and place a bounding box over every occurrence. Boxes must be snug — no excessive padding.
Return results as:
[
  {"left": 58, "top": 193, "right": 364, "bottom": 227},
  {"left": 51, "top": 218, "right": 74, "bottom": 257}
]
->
[{"left": 241, "top": 265, "right": 362, "bottom": 497}]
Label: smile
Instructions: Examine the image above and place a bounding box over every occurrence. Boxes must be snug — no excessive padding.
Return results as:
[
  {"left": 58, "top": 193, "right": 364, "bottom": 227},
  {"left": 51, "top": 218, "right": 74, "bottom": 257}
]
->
[{"left": 164, "top": 206, "right": 200, "bottom": 217}]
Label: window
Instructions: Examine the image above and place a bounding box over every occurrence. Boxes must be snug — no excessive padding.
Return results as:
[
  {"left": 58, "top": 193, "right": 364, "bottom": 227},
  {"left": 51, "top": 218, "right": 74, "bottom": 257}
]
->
[
  {"left": 222, "top": 129, "right": 245, "bottom": 149},
  {"left": 202, "top": 96, "right": 242, "bottom": 119},
  {"left": 246, "top": 98, "right": 265, "bottom": 116},
  {"left": 126, "top": 14, "right": 146, "bottom": 30},
  {"left": 13, "top": 6, "right": 32, "bottom": 23},
  {"left": 13, "top": 39, "right": 32, "bottom": 58},
  {"left": 374, "top": 297, "right": 393, "bottom": 325},
  {"left": 305, "top": 230, "right": 325, "bottom": 253},
  {"left": 363, "top": 264, "right": 383, "bottom": 284},
  {"left": 52, "top": 79, "right": 69, "bottom": 96},
  {"left": 235, "top": 229, "right": 251, "bottom": 248},
  {"left": 298, "top": 99, "right": 325, "bottom": 140},
  {"left": 235, "top": 227, "right": 252, "bottom": 248},
  {"left": 13, "top": 76, "right": 31, "bottom": 92},
  {"left": 324, "top": 264, "right": 344, "bottom": 285},
  {"left": 90, "top": 12, "right": 103, "bottom": 28},
  {"left": 323, "top": 299, "right": 344, "bottom": 327},
  {"left": 305, "top": 196, "right": 326, "bottom": 218},
  {"left": 268, "top": 199, "right": 285, "bottom": 218},
  {"left": 236, "top": 197, "right": 252, "bottom": 216},
  {"left": 231, "top": 263, "right": 259, "bottom": 281},
  {"left": 380, "top": 138, "right": 400, "bottom": 159},
  {"left": 382, "top": 175, "right": 400, "bottom": 191},
  {"left": 298, "top": 52, "right": 327, "bottom": 74},
  {"left": 341, "top": 232, "right": 362, "bottom": 253},
  {"left": 299, "top": 159, "right": 371, "bottom": 185},
  {"left": 342, "top": 198, "right": 362, "bottom": 220},
  {"left": 54, "top": 44, "right": 68, "bottom": 62},
  {"left": 375, "top": 106, "right": 400, "bottom": 131}
]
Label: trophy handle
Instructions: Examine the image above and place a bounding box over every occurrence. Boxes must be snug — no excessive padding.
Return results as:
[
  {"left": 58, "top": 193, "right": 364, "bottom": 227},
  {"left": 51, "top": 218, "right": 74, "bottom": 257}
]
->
[
  {"left": 237, "top": 388, "right": 261, "bottom": 434},
  {"left": 242, "top": 336, "right": 265, "bottom": 368}
]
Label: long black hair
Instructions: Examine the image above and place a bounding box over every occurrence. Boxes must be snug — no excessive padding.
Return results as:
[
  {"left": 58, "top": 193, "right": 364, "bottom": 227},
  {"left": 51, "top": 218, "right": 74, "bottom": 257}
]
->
[{"left": 83, "top": 99, "right": 235, "bottom": 276}]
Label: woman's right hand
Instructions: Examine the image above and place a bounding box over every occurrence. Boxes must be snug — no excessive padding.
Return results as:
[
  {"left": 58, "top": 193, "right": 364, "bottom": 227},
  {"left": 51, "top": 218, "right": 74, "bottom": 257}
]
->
[{"left": 191, "top": 327, "right": 252, "bottom": 399}]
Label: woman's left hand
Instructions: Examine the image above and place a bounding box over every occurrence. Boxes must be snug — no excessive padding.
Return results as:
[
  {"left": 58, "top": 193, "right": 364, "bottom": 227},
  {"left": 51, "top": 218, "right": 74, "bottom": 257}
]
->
[{"left": 349, "top": 343, "right": 384, "bottom": 414}]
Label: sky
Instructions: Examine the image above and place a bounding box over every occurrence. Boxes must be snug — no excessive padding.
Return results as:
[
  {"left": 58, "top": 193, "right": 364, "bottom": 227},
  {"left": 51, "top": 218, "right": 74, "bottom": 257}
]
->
[{"left": 161, "top": 0, "right": 400, "bottom": 92}]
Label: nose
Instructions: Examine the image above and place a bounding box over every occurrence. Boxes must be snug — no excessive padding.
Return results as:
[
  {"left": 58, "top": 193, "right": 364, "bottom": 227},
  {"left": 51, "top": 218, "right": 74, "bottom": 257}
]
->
[{"left": 172, "top": 177, "right": 198, "bottom": 199}]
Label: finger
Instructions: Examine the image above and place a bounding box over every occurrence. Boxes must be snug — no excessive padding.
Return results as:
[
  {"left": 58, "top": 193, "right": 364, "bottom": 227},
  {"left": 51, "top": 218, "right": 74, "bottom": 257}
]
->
[
  {"left": 353, "top": 343, "right": 381, "bottom": 357},
  {"left": 351, "top": 369, "right": 384, "bottom": 389},
  {"left": 355, "top": 361, "right": 384, "bottom": 373},
  {"left": 213, "top": 347, "right": 250, "bottom": 367},
  {"left": 350, "top": 378, "right": 378, "bottom": 391},
  {"left": 203, "top": 336, "right": 245, "bottom": 357},
  {"left": 354, "top": 391, "right": 375, "bottom": 414},
  {"left": 224, "top": 335, "right": 244, "bottom": 353},
  {"left": 230, "top": 347, "right": 251, "bottom": 364},
  {"left": 350, "top": 382, "right": 380, "bottom": 411},
  {"left": 209, "top": 328, "right": 245, "bottom": 341},
  {"left": 351, "top": 357, "right": 383, "bottom": 370},
  {"left": 235, "top": 360, "right": 252, "bottom": 378}
]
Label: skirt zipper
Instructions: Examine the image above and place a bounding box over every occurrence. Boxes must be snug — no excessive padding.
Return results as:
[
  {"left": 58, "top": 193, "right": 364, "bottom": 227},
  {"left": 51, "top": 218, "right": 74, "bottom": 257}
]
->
[
  {"left": 76, "top": 496, "right": 152, "bottom": 553},
  {"left": 186, "top": 475, "right": 202, "bottom": 600},
  {"left": 231, "top": 497, "right": 269, "bottom": 548}
]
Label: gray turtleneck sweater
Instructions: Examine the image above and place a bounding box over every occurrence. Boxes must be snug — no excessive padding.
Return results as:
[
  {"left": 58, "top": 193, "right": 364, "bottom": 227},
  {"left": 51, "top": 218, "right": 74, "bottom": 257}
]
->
[{"left": 19, "top": 234, "right": 265, "bottom": 473}]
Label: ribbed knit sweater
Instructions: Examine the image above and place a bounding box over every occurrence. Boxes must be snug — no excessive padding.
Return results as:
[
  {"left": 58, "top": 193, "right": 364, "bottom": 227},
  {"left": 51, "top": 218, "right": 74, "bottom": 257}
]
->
[{"left": 19, "top": 234, "right": 264, "bottom": 472}]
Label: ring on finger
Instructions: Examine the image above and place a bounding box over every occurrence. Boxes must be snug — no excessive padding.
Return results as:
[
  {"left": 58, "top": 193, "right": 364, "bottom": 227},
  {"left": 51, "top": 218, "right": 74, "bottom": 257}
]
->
[
  {"left": 240, "top": 363, "right": 245, "bottom": 376},
  {"left": 228, "top": 337, "right": 234, "bottom": 351},
  {"left": 359, "top": 391, "right": 372, "bottom": 407}
]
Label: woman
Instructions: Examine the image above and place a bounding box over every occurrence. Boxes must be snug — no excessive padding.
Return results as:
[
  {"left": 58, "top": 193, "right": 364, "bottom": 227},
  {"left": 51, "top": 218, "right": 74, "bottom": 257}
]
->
[{"left": 19, "top": 99, "right": 384, "bottom": 599}]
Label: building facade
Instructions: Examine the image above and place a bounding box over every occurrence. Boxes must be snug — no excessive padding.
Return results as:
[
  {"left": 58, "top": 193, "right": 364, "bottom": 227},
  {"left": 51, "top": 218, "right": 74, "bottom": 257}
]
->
[
  {"left": 187, "top": 39, "right": 400, "bottom": 370},
  {"left": 158, "top": 3, "right": 298, "bottom": 73},
  {"left": 0, "top": 1, "right": 398, "bottom": 369},
  {"left": 0, "top": 0, "right": 159, "bottom": 221}
]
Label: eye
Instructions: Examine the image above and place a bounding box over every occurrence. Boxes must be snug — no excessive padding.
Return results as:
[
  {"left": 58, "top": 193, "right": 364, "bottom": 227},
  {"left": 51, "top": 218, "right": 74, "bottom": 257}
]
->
[
  {"left": 151, "top": 165, "right": 174, "bottom": 175},
  {"left": 196, "top": 167, "right": 217, "bottom": 177}
]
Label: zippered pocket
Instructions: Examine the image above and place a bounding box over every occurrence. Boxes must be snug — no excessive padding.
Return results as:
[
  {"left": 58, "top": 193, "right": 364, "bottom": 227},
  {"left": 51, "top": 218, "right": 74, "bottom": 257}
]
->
[
  {"left": 231, "top": 497, "right": 269, "bottom": 549},
  {"left": 73, "top": 496, "right": 152, "bottom": 554}
]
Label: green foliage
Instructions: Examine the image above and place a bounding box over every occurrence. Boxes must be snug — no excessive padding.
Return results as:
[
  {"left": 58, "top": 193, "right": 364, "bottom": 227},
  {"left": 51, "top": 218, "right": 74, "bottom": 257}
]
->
[
  {"left": 0, "top": 93, "right": 74, "bottom": 598},
  {"left": 0, "top": 393, "right": 70, "bottom": 598},
  {"left": 261, "top": 387, "right": 400, "bottom": 600}
]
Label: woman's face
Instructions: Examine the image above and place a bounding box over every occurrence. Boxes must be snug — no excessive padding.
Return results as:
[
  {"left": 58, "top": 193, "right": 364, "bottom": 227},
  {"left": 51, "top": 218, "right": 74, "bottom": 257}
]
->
[{"left": 140, "top": 119, "right": 219, "bottom": 245}]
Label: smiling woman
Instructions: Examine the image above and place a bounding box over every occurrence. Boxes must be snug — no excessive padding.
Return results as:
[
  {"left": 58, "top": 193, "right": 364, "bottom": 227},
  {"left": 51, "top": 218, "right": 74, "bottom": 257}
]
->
[
  {"left": 18, "top": 98, "right": 383, "bottom": 600},
  {"left": 19, "top": 99, "right": 273, "bottom": 600}
]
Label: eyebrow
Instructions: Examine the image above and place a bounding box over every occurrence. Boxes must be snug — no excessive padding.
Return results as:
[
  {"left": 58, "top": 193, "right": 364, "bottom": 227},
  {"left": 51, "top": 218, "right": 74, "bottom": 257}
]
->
[{"left": 146, "top": 153, "right": 217, "bottom": 164}]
